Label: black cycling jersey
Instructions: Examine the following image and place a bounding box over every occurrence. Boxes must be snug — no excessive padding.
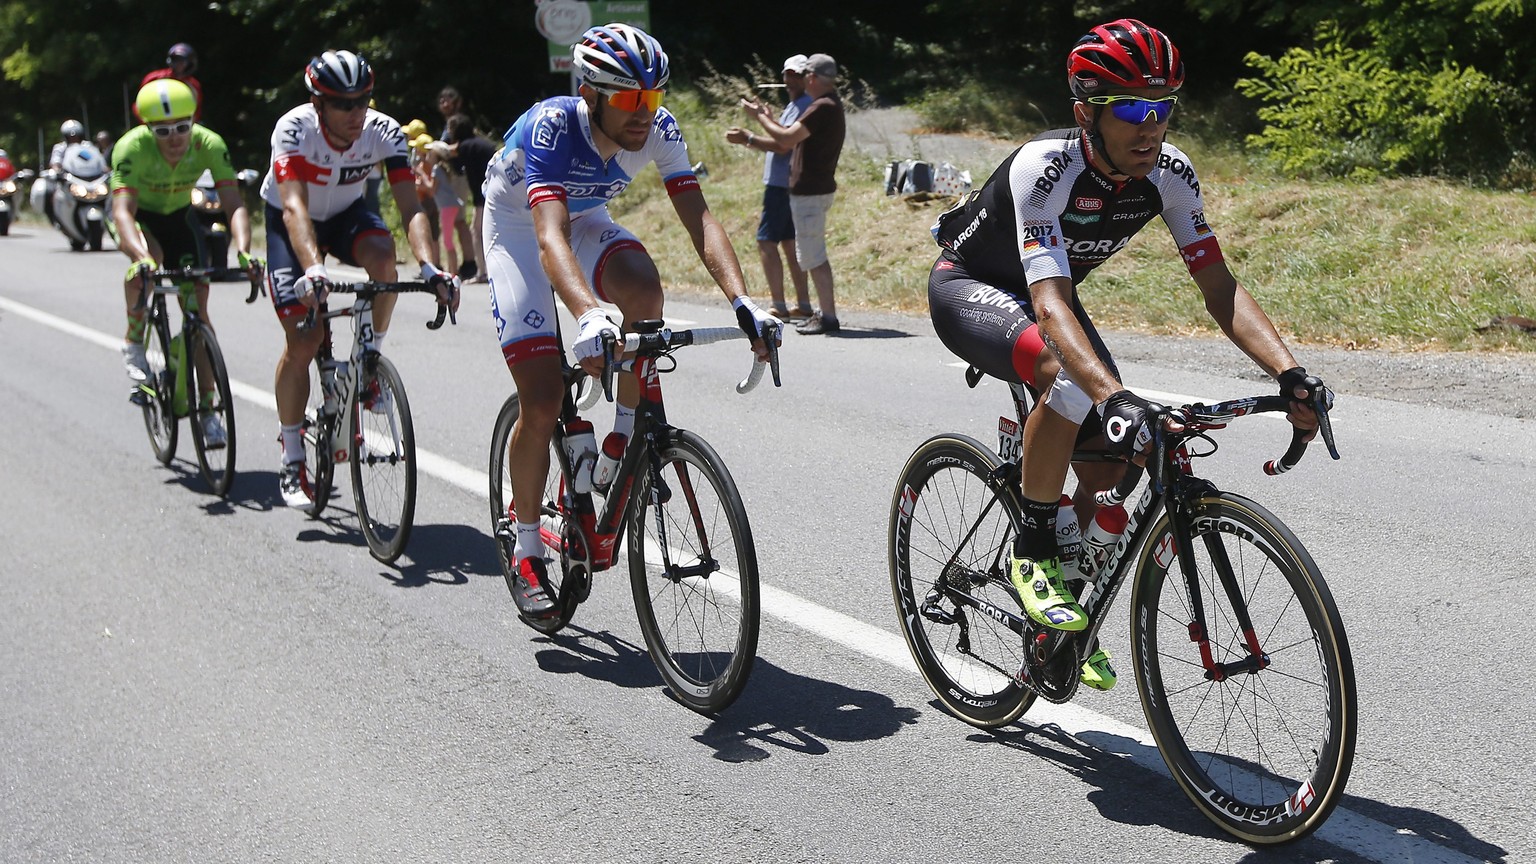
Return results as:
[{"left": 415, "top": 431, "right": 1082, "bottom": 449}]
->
[{"left": 932, "top": 128, "right": 1222, "bottom": 286}]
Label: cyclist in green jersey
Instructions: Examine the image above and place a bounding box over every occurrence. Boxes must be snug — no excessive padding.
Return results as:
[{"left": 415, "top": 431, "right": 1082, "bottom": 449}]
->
[{"left": 112, "top": 79, "right": 261, "bottom": 446}]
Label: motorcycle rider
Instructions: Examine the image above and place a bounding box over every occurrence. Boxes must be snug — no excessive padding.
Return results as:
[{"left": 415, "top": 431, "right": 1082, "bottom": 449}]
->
[
  {"left": 139, "top": 42, "right": 204, "bottom": 121},
  {"left": 112, "top": 78, "right": 259, "bottom": 447},
  {"left": 43, "top": 119, "right": 87, "bottom": 224}
]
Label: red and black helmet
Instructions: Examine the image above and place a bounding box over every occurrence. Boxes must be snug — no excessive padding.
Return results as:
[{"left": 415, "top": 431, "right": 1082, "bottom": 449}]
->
[{"left": 1067, "top": 19, "right": 1184, "bottom": 99}]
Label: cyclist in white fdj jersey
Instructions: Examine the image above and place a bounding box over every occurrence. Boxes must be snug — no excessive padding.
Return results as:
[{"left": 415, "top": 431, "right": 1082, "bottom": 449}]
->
[
  {"left": 260, "top": 49, "right": 459, "bottom": 509},
  {"left": 482, "top": 24, "right": 780, "bottom": 618},
  {"left": 927, "top": 19, "right": 1326, "bottom": 689}
]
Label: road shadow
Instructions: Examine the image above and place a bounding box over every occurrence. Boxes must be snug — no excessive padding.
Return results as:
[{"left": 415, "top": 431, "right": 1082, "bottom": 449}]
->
[
  {"left": 689, "top": 660, "right": 921, "bottom": 763},
  {"left": 378, "top": 522, "right": 502, "bottom": 587},
  {"left": 796, "top": 325, "right": 913, "bottom": 340},
  {"left": 973, "top": 720, "right": 1504, "bottom": 862},
  {"left": 528, "top": 623, "right": 664, "bottom": 691},
  {"left": 161, "top": 463, "right": 280, "bottom": 513}
]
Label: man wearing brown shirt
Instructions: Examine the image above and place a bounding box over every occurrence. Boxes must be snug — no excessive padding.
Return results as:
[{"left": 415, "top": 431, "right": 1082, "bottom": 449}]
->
[{"left": 749, "top": 52, "right": 846, "bottom": 334}]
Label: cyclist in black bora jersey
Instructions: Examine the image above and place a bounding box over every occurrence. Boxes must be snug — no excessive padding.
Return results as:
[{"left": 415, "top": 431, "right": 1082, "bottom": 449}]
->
[{"left": 928, "top": 19, "right": 1326, "bottom": 690}]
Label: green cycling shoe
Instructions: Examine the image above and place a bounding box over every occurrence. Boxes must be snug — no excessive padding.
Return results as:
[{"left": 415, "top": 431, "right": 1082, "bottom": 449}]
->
[
  {"left": 1081, "top": 646, "right": 1117, "bottom": 690},
  {"left": 1009, "top": 554, "right": 1088, "bottom": 631}
]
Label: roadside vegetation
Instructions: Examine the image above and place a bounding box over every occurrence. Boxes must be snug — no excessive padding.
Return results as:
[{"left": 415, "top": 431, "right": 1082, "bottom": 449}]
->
[{"left": 604, "top": 68, "right": 1536, "bottom": 353}]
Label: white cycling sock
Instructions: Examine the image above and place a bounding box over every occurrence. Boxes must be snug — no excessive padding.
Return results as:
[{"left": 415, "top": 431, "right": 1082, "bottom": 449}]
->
[
  {"left": 371, "top": 330, "right": 387, "bottom": 352},
  {"left": 280, "top": 423, "right": 305, "bottom": 464},
  {"left": 515, "top": 520, "right": 543, "bottom": 563},
  {"left": 613, "top": 403, "right": 635, "bottom": 439}
]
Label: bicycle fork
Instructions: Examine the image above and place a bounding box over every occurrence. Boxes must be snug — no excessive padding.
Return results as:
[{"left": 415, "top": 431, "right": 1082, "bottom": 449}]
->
[{"left": 1168, "top": 496, "right": 1271, "bottom": 681}]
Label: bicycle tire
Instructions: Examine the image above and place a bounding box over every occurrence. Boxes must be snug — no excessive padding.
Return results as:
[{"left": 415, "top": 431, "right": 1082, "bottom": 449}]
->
[
  {"left": 301, "top": 362, "right": 336, "bottom": 518},
  {"left": 1130, "top": 492, "right": 1356, "bottom": 845},
  {"left": 889, "top": 434, "right": 1034, "bottom": 728},
  {"left": 139, "top": 308, "right": 178, "bottom": 465},
  {"left": 350, "top": 355, "right": 416, "bottom": 563},
  {"left": 187, "top": 323, "right": 237, "bottom": 498},
  {"left": 627, "top": 429, "right": 759, "bottom": 714},
  {"left": 488, "top": 394, "right": 585, "bottom": 633}
]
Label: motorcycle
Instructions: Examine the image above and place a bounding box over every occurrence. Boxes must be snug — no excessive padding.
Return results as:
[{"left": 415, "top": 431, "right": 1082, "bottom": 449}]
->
[
  {"left": 189, "top": 168, "right": 261, "bottom": 267},
  {"left": 0, "top": 154, "right": 32, "bottom": 236},
  {"left": 32, "top": 142, "right": 110, "bottom": 251}
]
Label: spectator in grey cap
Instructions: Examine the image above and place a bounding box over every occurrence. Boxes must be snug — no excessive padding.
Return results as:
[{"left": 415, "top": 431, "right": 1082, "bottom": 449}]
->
[
  {"left": 744, "top": 52, "right": 847, "bottom": 334},
  {"left": 728, "top": 54, "right": 814, "bottom": 319}
]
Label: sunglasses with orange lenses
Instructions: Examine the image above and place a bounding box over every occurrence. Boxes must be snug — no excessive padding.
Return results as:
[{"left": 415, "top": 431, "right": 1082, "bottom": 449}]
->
[{"left": 604, "top": 88, "right": 664, "bottom": 112}]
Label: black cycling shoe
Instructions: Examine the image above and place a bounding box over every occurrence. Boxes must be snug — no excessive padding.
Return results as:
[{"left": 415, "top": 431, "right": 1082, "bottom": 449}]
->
[{"left": 513, "top": 557, "right": 558, "bottom": 619}]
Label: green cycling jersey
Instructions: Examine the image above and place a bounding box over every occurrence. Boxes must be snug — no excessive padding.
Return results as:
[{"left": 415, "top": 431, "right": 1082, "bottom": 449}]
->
[{"left": 110, "top": 124, "right": 235, "bottom": 215}]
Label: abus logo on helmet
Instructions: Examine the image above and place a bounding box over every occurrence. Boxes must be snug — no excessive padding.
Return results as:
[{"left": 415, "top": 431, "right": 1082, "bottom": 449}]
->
[
  {"left": 1076, "top": 197, "right": 1103, "bottom": 211},
  {"left": 1148, "top": 76, "right": 1167, "bottom": 87}
]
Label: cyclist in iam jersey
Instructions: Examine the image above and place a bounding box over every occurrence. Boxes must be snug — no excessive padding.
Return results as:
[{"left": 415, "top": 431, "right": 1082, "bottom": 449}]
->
[
  {"left": 482, "top": 24, "right": 780, "bottom": 618},
  {"left": 112, "top": 78, "right": 260, "bottom": 449},
  {"left": 260, "top": 50, "right": 459, "bottom": 509},
  {"left": 927, "top": 18, "right": 1327, "bottom": 689}
]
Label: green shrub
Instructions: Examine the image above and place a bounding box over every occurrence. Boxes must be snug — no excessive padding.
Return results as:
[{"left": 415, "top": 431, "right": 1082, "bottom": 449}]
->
[
  {"left": 1236, "top": 25, "right": 1524, "bottom": 183},
  {"left": 910, "top": 80, "right": 1048, "bottom": 138}
]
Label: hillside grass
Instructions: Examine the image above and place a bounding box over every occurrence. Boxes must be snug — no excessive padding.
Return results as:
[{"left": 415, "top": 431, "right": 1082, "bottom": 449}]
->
[{"left": 605, "top": 86, "right": 1536, "bottom": 353}]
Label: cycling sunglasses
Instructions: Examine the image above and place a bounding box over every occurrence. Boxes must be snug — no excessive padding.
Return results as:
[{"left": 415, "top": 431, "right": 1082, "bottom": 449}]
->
[
  {"left": 325, "top": 95, "right": 371, "bottom": 112},
  {"left": 604, "top": 88, "right": 664, "bottom": 113},
  {"left": 149, "top": 120, "right": 194, "bottom": 137},
  {"left": 1084, "top": 94, "right": 1179, "bottom": 124}
]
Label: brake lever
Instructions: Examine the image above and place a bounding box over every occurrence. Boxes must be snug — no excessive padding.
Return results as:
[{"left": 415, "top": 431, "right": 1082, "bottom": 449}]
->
[
  {"left": 766, "top": 321, "right": 782, "bottom": 387},
  {"left": 599, "top": 331, "right": 617, "bottom": 403},
  {"left": 1309, "top": 379, "right": 1340, "bottom": 460}
]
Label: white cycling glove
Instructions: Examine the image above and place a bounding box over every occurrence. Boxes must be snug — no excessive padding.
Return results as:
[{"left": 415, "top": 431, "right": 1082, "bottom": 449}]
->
[
  {"left": 294, "top": 263, "right": 330, "bottom": 302},
  {"left": 573, "top": 308, "right": 622, "bottom": 365},
  {"left": 733, "top": 296, "right": 782, "bottom": 344}
]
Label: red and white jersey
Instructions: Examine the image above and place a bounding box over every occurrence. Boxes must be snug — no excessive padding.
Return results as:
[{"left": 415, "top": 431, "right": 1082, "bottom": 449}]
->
[{"left": 259, "top": 104, "right": 411, "bottom": 221}]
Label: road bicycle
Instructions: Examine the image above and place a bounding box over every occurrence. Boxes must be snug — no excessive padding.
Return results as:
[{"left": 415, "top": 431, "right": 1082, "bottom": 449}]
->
[
  {"left": 297, "top": 282, "right": 452, "bottom": 564},
  {"left": 489, "top": 318, "right": 780, "bottom": 714},
  {"left": 889, "top": 368, "right": 1354, "bottom": 844},
  {"left": 133, "top": 265, "right": 263, "bottom": 498}
]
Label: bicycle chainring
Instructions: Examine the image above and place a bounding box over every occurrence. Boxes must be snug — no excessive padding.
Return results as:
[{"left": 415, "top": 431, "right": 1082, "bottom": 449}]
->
[
  {"left": 1019, "top": 625, "right": 1083, "bottom": 704},
  {"left": 561, "top": 520, "right": 594, "bottom": 604}
]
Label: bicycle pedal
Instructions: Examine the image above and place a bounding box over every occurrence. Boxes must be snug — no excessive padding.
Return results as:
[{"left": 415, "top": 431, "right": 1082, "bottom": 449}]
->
[{"left": 128, "top": 390, "right": 149, "bottom": 406}]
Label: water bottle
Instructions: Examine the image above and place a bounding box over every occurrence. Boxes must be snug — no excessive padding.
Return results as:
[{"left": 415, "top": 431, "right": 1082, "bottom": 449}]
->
[
  {"left": 1077, "top": 502, "right": 1129, "bottom": 581},
  {"left": 591, "top": 431, "right": 627, "bottom": 493},
  {"left": 563, "top": 418, "right": 598, "bottom": 494},
  {"left": 1056, "top": 495, "right": 1082, "bottom": 575}
]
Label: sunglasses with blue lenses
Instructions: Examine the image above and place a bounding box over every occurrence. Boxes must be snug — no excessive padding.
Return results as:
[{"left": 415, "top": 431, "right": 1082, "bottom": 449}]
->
[{"left": 1084, "top": 94, "right": 1179, "bottom": 124}]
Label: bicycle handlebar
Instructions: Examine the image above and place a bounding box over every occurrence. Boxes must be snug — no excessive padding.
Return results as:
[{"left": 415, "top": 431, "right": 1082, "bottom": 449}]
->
[
  {"left": 295, "top": 281, "right": 455, "bottom": 333},
  {"left": 134, "top": 266, "right": 262, "bottom": 311},
  {"left": 594, "top": 322, "right": 782, "bottom": 402},
  {"left": 1093, "top": 387, "right": 1339, "bottom": 506}
]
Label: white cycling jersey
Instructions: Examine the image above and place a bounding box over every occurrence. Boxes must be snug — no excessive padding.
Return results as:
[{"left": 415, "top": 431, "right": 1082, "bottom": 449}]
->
[{"left": 259, "top": 104, "right": 411, "bottom": 221}]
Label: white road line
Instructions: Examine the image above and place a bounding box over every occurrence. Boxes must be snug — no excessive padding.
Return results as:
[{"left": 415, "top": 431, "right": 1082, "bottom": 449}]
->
[{"left": 4, "top": 293, "right": 1469, "bottom": 864}]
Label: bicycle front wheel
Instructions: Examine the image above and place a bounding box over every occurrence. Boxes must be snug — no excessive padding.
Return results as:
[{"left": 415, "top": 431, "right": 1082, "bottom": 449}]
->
[
  {"left": 627, "top": 429, "right": 759, "bottom": 714},
  {"left": 187, "top": 323, "right": 236, "bottom": 497},
  {"left": 889, "top": 434, "right": 1033, "bottom": 728},
  {"left": 350, "top": 354, "right": 416, "bottom": 564},
  {"left": 488, "top": 394, "right": 585, "bottom": 634},
  {"left": 139, "top": 309, "right": 177, "bottom": 465},
  {"left": 301, "top": 363, "right": 336, "bottom": 518},
  {"left": 1131, "top": 492, "right": 1356, "bottom": 845}
]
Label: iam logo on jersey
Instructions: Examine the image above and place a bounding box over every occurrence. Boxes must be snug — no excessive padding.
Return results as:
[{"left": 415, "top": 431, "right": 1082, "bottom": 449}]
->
[{"left": 533, "top": 109, "right": 568, "bottom": 150}]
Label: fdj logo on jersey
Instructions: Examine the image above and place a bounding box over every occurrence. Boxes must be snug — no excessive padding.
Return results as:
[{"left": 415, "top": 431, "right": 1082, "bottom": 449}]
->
[{"left": 533, "top": 110, "right": 568, "bottom": 150}]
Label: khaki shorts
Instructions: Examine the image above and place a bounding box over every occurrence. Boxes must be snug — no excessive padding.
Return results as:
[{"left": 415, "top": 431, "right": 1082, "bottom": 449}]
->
[{"left": 789, "top": 192, "right": 835, "bottom": 270}]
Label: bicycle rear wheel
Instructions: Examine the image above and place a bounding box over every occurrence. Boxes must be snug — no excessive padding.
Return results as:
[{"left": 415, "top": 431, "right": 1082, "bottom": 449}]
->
[
  {"left": 138, "top": 308, "right": 178, "bottom": 465},
  {"left": 1131, "top": 492, "right": 1356, "bottom": 845},
  {"left": 627, "top": 429, "right": 759, "bottom": 714},
  {"left": 350, "top": 354, "right": 416, "bottom": 564},
  {"left": 488, "top": 394, "right": 587, "bottom": 633},
  {"left": 889, "top": 434, "right": 1034, "bottom": 728},
  {"left": 187, "top": 323, "right": 236, "bottom": 497}
]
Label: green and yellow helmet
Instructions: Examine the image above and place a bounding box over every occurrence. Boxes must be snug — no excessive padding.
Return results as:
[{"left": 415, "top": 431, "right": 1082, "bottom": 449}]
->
[{"left": 136, "top": 79, "right": 198, "bottom": 124}]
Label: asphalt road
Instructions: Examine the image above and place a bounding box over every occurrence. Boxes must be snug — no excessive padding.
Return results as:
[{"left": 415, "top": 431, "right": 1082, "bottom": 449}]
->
[{"left": 2, "top": 223, "right": 1532, "bottom": 863}]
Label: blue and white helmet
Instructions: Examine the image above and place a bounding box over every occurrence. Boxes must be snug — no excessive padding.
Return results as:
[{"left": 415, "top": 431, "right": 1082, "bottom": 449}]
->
[
  {"left": 572, "top": 24, "right": 669, "bottom": 91},
  {"left": 305, "top": 50, "right": 374, "bottom": 97}
]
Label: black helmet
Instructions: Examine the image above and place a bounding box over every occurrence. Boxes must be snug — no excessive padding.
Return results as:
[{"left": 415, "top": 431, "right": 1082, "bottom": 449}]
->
[
  {"left": 305, "top": 50, "right": 374, "bottom": 98},
  {"left": 167, "top": 42, "right": 198, "bottom": 74}
]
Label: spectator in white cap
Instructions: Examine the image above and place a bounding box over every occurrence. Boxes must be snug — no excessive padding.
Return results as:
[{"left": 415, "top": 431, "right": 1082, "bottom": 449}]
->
[
  {"left": 728, "top": 54, "right": 814, "bottom": 319},
  {"left": 744, "top": 52, "right": 846, "bottom": 334}
]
